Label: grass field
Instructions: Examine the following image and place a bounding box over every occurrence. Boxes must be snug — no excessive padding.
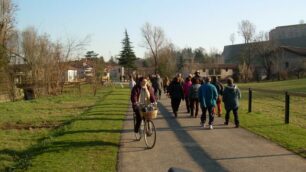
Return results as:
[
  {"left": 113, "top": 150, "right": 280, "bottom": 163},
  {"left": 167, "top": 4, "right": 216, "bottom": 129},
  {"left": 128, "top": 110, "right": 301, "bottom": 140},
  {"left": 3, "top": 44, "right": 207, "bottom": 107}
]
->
[
  {"left": 1, "top": 78, "right": 305, "bottom": 171},
  {"left": 0, "top": 85, "right": 130, "bottom": 171},
  {"left": 238, "top": 78, "right": 306, "bottom": 158},
  {"left": 239, "top": 78, "right": 306, "bottom": 92}
]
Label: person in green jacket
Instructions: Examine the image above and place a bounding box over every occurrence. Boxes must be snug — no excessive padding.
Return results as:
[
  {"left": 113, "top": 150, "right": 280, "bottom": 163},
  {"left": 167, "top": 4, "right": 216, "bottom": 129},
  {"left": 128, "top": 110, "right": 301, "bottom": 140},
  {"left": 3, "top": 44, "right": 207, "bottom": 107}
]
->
[
  {"left": 223, "top": 78, "right": 241, "bottom": 128},
  {"left": 199, "top": 77, "right": 218, "bottom": 129}
]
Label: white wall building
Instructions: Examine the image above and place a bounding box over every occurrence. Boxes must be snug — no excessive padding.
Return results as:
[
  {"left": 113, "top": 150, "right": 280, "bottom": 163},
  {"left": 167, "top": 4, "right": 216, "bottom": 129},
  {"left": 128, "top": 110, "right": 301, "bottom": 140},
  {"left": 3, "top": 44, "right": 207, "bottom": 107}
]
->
[{"left": 67, "top": 69, "right": 78, "bottom": 82}]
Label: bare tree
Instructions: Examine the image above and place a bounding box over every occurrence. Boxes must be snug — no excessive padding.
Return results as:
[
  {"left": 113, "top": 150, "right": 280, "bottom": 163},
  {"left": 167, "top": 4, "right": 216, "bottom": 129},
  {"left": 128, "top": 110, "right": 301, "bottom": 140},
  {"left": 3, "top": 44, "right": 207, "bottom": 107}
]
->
[
  {"left": 0, "top": 0, "right": 18, "bottom": 100},
  {"left": 5, "top": 29, "right": 20, "bottom": 101},
  {"left": 0, "top": 0, "right": 16, "bottom": 45},
  {"left": 238, "top": 20, "right": 256, "bottom": 82},
  {"left": 238, "top": 20, "right": 256, "bottom": 44},
  {"left": 0, "top": 1, "right": 90, "bottom": 100},
  {"left": 64, "top": 35, "right": 90, "bottom": 60},
  {"left": 252, "top": 31, "right": 279, "bottom": 80},
  {"left": 158, "top": 42, "right": 177, "bottom": 77},
  {"left": 21, "top": 28, "right": 70, "bottom": 97},
  {"left": 230, "top": 33, "right": 235, "bottom": 45},
  {"left": 56, "top": 35, "right": 90, "bottom": 92},
  {"left": 141, "top": 22, "right": 165, "bottom": 74}
]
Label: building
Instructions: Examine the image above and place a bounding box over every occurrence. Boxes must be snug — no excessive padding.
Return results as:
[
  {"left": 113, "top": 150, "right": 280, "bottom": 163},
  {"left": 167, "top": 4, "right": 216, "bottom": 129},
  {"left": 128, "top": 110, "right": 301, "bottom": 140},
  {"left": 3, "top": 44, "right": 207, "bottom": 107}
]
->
[
  {"left": 269, "top": 24, "right": 306, "bottom": 40},
  {"left": 109, "top": 65, "right": 125, "bottom": 81},
  {"left": 66, "top": 66, "right": 78, "bottom": 82},
  {"left": 182, "top": 63, "right": 237, "bottom": 81},
  {"left": 200, "top": 64, "right": 237, "bottom": 81},
  {"left": 222, "top": 23, "right": 306, "bottom": 80}
]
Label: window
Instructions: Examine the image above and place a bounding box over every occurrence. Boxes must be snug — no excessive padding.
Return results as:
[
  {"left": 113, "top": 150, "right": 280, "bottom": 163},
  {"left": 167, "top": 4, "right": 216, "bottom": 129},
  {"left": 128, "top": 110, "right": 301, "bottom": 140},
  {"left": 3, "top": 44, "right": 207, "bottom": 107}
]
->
[
  {"left": 285, "top": 62, "right": 289, "bottom": 69},
  {"left": 215, "top": 69, "right": 221, "bottom": 75},
  {"left": 209, "top": 69, "right": 214, "bottom": 75}
]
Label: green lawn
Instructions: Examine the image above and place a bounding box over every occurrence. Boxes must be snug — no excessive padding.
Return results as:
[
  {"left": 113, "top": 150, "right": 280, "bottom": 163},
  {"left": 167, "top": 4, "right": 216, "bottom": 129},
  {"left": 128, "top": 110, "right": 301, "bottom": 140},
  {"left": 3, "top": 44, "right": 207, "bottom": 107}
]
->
[
  {"left": 1, "top": 78, "right": 305, "bottom": 171},
  {"left": 237, "top": 78, "right": 306, "bottom": 158},
  {"left": 0, "top": 85, "right": 130, "bottom": 171},
  {"left": 239, "top": 78, "right": 306, "bottom": 92}
]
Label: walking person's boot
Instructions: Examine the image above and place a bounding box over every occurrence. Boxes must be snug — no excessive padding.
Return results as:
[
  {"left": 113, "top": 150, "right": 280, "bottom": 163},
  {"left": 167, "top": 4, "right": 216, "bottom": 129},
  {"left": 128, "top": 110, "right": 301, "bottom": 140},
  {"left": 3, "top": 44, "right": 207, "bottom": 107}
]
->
[{"left": 174, "top": 112, "right": 177, "bottom": 118}]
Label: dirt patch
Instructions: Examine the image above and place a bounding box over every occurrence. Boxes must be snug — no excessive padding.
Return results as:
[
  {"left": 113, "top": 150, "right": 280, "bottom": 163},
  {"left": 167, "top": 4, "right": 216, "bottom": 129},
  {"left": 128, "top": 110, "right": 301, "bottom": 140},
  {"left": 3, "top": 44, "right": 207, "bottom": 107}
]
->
[{"left": 0, "top": 121, "right": 63, "bottom": 130}]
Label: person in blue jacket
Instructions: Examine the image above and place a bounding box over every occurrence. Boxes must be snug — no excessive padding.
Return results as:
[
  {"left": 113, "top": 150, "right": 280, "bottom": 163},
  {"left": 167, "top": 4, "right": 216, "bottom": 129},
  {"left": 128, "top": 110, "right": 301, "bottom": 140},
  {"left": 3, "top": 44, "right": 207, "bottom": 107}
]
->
[{"left": 199, "top": 77, "right": 218, "bottom": 129}]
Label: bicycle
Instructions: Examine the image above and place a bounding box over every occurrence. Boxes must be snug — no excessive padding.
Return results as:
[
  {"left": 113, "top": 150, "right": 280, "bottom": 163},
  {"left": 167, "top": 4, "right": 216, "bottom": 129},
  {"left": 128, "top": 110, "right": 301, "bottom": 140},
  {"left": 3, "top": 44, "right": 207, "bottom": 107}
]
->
[{"left": 133, "top": 102, "right": 158, "bottom": 149}]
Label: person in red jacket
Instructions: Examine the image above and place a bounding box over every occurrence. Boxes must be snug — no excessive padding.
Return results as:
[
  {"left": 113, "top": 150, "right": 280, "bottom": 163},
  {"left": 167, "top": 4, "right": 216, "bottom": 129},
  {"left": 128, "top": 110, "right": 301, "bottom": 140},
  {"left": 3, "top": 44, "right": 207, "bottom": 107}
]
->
[
  {"left": 130, "top": 77, "right": 156, "bottom": 133},
  {"left": 183, "top": 77, "right": 192, "bottom": 113}
]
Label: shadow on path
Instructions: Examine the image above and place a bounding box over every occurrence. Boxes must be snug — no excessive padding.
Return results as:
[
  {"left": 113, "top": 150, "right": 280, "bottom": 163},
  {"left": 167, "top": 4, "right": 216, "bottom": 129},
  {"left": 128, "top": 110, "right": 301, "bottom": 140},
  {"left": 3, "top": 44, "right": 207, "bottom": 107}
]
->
[
  {"left": 214, "top": 153, "right": 295, "bottom": 161},
  {"left": 158, "top": 103, "right": 227, "bottom": 172}
]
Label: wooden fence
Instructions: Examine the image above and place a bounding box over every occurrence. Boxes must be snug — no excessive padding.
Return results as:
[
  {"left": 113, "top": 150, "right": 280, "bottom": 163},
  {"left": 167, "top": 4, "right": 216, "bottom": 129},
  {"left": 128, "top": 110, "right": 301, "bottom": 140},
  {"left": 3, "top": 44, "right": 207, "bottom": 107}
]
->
[{"left": 244, "top": 88, "right": 306, "bottom": 124}]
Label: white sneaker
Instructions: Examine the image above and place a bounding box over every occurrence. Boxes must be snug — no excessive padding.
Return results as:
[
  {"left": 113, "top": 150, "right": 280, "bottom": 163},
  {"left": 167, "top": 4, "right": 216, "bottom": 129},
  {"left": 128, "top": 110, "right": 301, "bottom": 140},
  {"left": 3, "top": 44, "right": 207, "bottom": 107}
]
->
[
  {"left": 200, "top": 122, "right": 205, "bottom": 128},
  {"left": 209, "top": 125, "right": 213, "bottom": 130}
]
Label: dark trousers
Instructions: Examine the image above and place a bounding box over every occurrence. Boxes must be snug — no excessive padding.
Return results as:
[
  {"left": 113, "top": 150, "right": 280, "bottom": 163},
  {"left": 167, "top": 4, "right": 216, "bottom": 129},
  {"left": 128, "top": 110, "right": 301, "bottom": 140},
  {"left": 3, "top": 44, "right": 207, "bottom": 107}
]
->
[
  {"left": 185, "top": 96, "right": 190, "bottom": 113},
  {"left": 154, "top": 88, "right": 162, "bottom": 100},
  {"left": 190, "top": 98, "right": 199, "bottom": 117},
  {"left": 225, "top": 108, "right": 239, "bottom": 126},
  {"left": 201, "top": 106, "right": 214, "bottom": 125},
  {"left": 171, "top": 98, "right": 181, "bottom": 114},
  {"left": 164, "top": 86, "right": 168, "bottom": 93},
  {"left": 133, "top": 106, "right": 142, "bottom": 133}
]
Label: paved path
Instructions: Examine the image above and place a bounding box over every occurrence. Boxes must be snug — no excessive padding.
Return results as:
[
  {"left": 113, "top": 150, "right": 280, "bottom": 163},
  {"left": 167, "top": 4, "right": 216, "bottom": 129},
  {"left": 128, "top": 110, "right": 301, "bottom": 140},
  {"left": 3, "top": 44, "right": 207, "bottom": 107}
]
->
[{"left": 118, "top": 95, "right": 306, "bottom": 172}]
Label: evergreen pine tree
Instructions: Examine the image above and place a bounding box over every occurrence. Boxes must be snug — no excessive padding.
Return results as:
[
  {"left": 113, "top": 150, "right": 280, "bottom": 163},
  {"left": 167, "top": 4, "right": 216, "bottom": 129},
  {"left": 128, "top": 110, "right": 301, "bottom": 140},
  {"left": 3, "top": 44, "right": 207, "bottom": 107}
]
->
[{"left": 117, "top": 30, "right": 137, "bottom": 73}]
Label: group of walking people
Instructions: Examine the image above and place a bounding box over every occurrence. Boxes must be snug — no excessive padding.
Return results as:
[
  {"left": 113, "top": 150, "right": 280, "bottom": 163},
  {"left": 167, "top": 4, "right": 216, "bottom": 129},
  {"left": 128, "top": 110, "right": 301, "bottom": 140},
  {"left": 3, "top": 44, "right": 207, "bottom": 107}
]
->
[
  {"left": 129, "top": 71, "right": 241, "bottom": 134},
  {"left": 167, "top": 71, "right": 241, "bottom": 129}
]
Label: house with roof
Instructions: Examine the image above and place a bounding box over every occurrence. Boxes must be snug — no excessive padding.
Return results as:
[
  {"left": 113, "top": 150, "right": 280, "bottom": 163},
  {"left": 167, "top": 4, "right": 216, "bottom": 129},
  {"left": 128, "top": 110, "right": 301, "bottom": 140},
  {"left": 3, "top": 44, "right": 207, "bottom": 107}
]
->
[
  {"left": 182, "top": 63, "right": 238, "bottom": 81},
  {"left": 222, "top": 23, "right": 306, "bottom": 80}
]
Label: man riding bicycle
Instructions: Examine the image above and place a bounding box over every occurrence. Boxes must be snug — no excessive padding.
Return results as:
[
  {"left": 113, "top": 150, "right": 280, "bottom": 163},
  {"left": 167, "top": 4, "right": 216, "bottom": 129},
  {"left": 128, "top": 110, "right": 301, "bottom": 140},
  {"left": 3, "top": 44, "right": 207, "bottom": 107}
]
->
[{"left": 131, "top": 77, "right": 156, "bottom": 133}]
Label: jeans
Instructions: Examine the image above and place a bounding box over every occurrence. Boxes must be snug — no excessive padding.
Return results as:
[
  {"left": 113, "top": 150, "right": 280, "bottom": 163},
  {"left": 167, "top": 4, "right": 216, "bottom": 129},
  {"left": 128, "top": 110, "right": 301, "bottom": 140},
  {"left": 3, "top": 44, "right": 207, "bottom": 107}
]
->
[
  {"left": 201, "top": 106, "right": 214, "bottom": 125},
  {"left": 154, "top": 88, "right": 162, "bottom": 100},
  {"left": 225, "top": 108, "right": 239, "bottom": 126},
  {"left": 190, "top": 98, "right": 199, "bottom": 117},
  {"left": 185, "top": 96, "right": 190, "bottom": 112}
]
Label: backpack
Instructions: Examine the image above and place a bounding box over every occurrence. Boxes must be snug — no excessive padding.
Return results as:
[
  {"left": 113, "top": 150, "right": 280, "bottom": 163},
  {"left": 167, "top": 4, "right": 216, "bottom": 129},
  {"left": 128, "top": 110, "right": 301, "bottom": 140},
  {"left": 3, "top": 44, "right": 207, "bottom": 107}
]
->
[
  {"left": 190, "top": 85, "right": 200, "bottom": 99},
  {"left": 218, "top": 82, "right": 224, "bottom": 95}
]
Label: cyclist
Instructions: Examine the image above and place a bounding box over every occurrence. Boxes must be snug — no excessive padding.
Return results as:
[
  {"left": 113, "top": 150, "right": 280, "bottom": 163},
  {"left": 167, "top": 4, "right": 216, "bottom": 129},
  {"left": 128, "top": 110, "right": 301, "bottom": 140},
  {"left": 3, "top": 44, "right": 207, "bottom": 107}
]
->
[{"left": 131, "top": 77, "right": 156, "bottom": 133}]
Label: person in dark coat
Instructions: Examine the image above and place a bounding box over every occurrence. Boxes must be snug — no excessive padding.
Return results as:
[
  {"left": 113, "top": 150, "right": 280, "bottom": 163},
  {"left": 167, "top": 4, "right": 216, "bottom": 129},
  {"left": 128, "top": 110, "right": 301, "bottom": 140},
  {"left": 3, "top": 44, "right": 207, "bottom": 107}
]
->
[
  {"left": 199, "top": 77, "right": 218, "bottom": 129},
  {"left": 167, "top": 77, "right": 184, "bottom": 118},
  {"left": 192, "top": 70, "right": 203, "bottom": 85},
  {"left": 131, "top": 77, "right": 156, "bottom": 133},
  {"left": 223, "top": 78, "right": 241, "bottom": 128},
  {"left": 211, "top": 76, "right": 224, "bottom": 117},
  {"left": 189, "top": 78, "right": 201, "bottom": 118},
  {"left": 152, "top": 74, "right": 163, "bottom": 100}
]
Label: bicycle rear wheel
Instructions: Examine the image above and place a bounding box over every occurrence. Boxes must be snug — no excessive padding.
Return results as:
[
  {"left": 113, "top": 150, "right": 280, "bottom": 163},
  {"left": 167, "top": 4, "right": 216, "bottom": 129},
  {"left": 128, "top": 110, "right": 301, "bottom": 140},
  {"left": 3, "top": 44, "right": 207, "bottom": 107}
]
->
[{"left": 144, "top": 120, "right": 156, "bottom": 149}]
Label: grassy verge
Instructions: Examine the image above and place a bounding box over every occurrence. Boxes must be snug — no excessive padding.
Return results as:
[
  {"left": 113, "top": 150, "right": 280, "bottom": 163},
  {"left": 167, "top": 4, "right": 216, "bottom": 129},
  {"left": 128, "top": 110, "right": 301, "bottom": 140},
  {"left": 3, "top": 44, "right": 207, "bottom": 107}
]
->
[
  {"left": 236, "top": 78, "right": 306, "bottom": 158},
  {"left": 0, "top": 85, "right": 130, "bottom": 171}
]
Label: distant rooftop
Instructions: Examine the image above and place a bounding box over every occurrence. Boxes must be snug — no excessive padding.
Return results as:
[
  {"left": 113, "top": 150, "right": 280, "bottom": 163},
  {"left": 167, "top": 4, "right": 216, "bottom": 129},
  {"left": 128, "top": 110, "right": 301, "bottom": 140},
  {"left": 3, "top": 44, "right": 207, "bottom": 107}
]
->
[
  {"left": 270, "top": 23, "right": 306, "bottom": 40},
  {"left": 273, "top": 23, "right": 306, "bottom": 29}
]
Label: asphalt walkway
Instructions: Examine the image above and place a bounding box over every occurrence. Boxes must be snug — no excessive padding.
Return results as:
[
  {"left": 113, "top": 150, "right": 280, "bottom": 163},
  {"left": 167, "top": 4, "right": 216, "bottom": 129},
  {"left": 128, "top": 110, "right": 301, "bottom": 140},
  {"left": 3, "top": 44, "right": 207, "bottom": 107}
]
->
[{"left": 118, "top": 95, "right": 306, "bottom": 172}]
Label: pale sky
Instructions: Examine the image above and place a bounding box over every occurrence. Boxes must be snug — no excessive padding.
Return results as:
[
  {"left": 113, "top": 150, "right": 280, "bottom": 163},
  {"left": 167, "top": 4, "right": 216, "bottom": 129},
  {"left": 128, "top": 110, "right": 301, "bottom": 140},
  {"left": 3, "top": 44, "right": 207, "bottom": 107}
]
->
[{"left": 15, "top": 0, "right": 306, "bottom": 60}]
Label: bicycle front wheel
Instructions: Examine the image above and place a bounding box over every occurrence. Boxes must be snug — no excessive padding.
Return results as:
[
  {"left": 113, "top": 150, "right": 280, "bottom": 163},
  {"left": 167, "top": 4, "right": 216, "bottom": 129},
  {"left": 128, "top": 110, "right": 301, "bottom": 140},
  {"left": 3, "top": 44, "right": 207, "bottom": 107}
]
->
[{"left": 144, "top": 120, "right": 156, "bottom": 149}]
